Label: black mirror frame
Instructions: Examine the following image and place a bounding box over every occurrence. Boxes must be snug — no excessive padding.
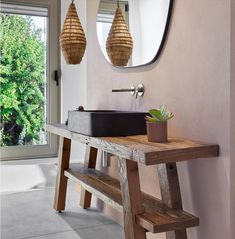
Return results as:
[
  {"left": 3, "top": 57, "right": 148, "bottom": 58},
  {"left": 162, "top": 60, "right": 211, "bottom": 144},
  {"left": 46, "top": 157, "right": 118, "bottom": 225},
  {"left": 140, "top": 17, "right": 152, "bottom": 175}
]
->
[
  {"left": 97, "top": 0, "right": 174, "bottom": 69},
  {"left": 141, "top": 0, "right": 174, "bottom": 68}
]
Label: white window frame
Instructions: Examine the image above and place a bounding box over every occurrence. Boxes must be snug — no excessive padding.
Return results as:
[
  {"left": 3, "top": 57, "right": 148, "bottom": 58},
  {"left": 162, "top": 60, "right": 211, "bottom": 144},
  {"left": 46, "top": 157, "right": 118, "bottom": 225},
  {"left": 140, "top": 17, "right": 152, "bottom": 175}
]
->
[{"left": 0, "top": 0, "right": 61, "bottom": 160}]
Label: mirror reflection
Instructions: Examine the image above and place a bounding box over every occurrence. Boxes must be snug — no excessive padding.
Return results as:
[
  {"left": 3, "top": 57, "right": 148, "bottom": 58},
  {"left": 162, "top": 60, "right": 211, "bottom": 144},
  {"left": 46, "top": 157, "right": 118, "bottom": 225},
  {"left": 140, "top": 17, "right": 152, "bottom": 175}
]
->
[{"left": 97, "top": 0, "right": 172, "bottom": 68}]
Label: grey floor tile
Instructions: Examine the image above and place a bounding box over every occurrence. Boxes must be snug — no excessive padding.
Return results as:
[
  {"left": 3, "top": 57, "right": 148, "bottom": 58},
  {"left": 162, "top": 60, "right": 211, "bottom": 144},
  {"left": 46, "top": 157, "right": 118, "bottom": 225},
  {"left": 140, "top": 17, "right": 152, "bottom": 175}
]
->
[
  {"left": 1, "top": 189, "right": 71, "bottom": 239},
  {"left": 1, "top": 185, "right": 117, "bottom": 239},
  {"left": 58, "top": 208, "right": 116, "bottom": 230},
  {"left": 1, "top": 163, "right": 123, "bottom": 239},
  {"left": 75, "top": 223, "right": 124, "bottom": 239},
  {"left": 25, "top": 231, "right": 82, "bottom": 239}
]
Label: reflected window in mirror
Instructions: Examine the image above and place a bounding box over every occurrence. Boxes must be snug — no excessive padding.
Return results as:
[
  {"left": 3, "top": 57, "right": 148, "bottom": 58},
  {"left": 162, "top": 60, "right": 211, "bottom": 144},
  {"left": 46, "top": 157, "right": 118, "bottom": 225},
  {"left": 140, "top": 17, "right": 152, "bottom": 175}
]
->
[
  {"left": 96, "top": 0, "right": 173, "bottom": 68},
  {"left": 97, "top": 0, "right": 132, "bottom": 66}
]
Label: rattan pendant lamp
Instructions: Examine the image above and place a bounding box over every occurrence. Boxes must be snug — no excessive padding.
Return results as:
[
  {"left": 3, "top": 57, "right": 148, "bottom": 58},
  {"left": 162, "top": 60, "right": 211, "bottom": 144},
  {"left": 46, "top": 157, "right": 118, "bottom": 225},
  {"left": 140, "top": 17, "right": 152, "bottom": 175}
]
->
[
  {"left": 60, "top": 0, "right": 86, "bottom": 64},
  {"left": 106, "top": 0, "right": 133, "bottom": 66}
]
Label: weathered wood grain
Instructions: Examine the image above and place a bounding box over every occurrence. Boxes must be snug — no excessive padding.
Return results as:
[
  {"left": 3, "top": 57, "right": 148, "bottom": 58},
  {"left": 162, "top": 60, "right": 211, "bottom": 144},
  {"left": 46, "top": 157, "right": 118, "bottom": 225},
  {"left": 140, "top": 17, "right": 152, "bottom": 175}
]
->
[
  {"left": 157, "top": 163, "right": 190, "bottom": 239},
  {"left": 118, "top": 158, "right": 147, "bottom": 239},
  {"left": 64, "top": 163, "right": 199, "bottom": 233},
  {"left": 157, "top": 163, "right": 182, "bottom": 209},
  {"left": 165, "top": 230, "right": 188, "bottom": 239},
  {"left": 46, "top": 124, "right": 219, "bottom": 165},
  {"left": 65, "top": 166, "right": 122, "bottom": 212},
  {"left": 54, "top": 136, "right": 71, "bottom": 211},
  {"left": 46, "top": 124, "right": 206, "bottom": 237},
  {"left": 79, "top": 146, "right": 98, "bottom": 209},
  {"left": 137, "top": 192, "right": 199, "bottom": 233}
]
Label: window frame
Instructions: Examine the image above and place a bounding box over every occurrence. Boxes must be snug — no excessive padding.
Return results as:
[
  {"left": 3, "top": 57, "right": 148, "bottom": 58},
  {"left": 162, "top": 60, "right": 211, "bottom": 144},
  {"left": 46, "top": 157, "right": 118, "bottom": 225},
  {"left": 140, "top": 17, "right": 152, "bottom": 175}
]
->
[{"left": 0, "top": 0, "right": 61, "bottom": 160}]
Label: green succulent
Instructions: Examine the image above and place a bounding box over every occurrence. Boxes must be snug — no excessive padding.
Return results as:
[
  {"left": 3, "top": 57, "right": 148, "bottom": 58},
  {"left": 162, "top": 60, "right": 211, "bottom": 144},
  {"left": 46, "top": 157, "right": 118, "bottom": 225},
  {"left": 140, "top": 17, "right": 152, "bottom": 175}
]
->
[{"left": 146, "top": 104, "right": 174, "bottom": 123}]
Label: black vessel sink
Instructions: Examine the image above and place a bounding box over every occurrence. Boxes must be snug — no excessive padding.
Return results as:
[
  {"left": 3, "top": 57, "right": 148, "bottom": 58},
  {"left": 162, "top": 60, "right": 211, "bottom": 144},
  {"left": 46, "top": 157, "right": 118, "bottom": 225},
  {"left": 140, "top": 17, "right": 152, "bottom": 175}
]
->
[{"left": 68, "top": 110, "right": 147, "bottom": 137}]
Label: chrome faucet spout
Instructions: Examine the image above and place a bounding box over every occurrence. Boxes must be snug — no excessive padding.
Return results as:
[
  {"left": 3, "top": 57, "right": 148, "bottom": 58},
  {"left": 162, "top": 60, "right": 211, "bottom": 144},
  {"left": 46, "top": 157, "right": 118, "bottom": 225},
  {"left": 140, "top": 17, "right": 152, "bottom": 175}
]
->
[
  {"left": 112, "top": 86, "right": 135, "bottom": 94},
  {"left": 112, "top": 84, "right": 144, "bottom": 97}
]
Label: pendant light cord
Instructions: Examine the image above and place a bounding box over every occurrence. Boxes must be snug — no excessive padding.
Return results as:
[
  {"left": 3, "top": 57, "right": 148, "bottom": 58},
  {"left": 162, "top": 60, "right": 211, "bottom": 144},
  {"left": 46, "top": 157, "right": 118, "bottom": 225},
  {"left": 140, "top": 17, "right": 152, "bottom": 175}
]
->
[
  {"left": 117, "top": 0, "right": 119, "bottom": 8},
  {"left": 72, "top": 0, "right": 74, "bottom": 3}
]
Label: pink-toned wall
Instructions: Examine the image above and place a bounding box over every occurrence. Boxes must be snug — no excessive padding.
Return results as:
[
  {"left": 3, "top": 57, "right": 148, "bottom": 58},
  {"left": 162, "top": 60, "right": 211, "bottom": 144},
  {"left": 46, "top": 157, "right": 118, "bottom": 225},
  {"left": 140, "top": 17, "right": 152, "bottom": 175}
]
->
[
  {"left": 62, "top": 0, "right": 232, "bottom": 238},
  {"left": 86, "top": 1, "right": 230, "bottom": 239},
  {"left": 230, "top": 1, "right": 235, "bottom": 238}
]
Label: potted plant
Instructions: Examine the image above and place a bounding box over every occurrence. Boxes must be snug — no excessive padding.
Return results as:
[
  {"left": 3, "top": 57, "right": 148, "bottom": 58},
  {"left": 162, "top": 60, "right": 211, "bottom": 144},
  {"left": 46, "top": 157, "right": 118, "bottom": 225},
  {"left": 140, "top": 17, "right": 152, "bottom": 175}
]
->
[{"left": 145, "top": 104, "right": 174, "bottom": 142}]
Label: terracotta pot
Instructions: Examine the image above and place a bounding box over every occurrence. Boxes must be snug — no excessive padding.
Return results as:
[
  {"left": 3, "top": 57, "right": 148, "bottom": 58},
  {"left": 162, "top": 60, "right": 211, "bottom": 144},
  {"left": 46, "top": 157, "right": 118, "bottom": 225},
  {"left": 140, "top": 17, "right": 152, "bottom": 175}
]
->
[{"left": 146, "top": 121, "right": 167, "bottom": 143}]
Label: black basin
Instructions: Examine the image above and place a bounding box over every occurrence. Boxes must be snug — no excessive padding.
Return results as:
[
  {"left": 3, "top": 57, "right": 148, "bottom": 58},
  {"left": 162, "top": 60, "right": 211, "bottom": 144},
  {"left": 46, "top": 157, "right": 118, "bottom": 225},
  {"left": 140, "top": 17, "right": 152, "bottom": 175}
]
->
[{"left": 68, "top": 110, "right": 147, "bottom": 137}]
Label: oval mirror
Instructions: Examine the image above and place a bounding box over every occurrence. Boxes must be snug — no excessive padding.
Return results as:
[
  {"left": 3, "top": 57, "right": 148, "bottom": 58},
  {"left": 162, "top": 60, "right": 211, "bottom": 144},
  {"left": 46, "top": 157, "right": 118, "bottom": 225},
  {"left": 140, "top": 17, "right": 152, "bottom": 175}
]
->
[{"left": 96, "top": 0, "right": 173, "bottom": 68}]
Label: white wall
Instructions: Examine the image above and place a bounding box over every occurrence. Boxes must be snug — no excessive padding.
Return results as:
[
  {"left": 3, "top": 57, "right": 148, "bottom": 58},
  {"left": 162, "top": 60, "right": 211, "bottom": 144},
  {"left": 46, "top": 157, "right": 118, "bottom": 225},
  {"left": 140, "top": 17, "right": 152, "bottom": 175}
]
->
[
  {"left": 128, "top": 0, "right": 142, "bottom": 65},
  {"left": 61, "top": 0, "right": 87, "bottom": 161},
  {"left": 61, "top": 0, "right": 232, "bottom": 238},
  {"left": 129, "top": 0, "right": 169, "bottom": 66},
  {"left": 139, "top": 0, "right": 169, "bottom": 63}
]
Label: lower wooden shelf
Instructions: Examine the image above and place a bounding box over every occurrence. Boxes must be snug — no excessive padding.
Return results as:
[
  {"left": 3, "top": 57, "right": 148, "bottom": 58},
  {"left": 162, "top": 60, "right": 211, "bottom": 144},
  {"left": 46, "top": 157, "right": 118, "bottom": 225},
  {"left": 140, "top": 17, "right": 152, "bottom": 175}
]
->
[{"left": 64, "top": 163, "right": 199, "bottom": 234}]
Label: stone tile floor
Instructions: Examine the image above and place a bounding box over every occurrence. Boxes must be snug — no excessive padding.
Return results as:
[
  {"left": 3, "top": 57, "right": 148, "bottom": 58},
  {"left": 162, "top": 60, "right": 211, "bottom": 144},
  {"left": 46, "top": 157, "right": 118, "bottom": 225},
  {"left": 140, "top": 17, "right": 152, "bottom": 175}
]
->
[
  {"left": 0, "top": 160, "right": 165, "bottom": 239},
  {"left": 1, "top": 186, "right": 124, "bottom": 239},
  {"left": 0, "top": 161, "right": 124, "bottom": 239}
]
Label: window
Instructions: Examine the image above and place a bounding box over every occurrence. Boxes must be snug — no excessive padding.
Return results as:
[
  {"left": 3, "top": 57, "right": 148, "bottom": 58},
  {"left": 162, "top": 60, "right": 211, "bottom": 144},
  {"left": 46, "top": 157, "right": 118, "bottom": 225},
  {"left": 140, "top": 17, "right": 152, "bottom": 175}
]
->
[{"left": 0, "top": 0, "right": 60, "bottom": 160}]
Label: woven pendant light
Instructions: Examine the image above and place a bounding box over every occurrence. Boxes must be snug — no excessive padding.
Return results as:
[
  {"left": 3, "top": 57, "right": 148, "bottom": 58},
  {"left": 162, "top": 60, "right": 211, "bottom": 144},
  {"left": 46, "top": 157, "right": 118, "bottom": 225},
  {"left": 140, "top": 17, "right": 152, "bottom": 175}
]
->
[
  {"left": 60, "top": 0, "right": 86, "bottom": 64},
  {"left": 106, "top": 1, "right": 133, "bottom": 67}
]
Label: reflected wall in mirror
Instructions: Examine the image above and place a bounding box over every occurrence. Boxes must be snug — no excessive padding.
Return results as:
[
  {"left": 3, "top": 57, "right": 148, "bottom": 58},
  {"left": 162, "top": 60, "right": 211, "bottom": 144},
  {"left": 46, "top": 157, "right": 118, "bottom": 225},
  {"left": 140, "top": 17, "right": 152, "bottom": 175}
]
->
[{"left": 96, "top": 0, "right": 173, "bottom": 68}]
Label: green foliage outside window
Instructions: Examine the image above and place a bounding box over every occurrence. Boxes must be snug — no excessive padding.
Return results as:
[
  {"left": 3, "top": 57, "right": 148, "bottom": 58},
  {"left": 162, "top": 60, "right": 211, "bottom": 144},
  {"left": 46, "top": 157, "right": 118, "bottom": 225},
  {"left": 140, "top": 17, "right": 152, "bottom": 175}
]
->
[{"left": 0, "top": 14, "right": 46, "bottom": 146}]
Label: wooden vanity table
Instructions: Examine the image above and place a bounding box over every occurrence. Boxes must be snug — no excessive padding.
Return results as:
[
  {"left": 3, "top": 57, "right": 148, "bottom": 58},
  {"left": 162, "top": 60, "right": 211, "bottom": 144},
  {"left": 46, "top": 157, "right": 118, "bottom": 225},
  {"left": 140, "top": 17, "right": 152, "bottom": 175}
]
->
[{"left": 46, "top": 124, "right": 219, "bottom": 239}]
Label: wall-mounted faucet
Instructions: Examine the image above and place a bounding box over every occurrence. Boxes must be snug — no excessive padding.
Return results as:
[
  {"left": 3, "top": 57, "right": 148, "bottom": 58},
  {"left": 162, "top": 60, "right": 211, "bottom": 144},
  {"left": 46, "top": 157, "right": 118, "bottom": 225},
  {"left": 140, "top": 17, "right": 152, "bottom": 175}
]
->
[{"left": 112, "top": 84, "right": 144, "bottom": 98}]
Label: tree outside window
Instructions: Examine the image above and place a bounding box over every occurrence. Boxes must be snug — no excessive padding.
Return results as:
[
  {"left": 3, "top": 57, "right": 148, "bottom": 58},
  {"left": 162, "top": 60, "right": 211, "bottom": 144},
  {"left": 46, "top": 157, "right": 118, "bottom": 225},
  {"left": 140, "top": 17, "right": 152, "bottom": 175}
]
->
[{"left": 0, "top": 14, "right": 46, "bottom": 146}]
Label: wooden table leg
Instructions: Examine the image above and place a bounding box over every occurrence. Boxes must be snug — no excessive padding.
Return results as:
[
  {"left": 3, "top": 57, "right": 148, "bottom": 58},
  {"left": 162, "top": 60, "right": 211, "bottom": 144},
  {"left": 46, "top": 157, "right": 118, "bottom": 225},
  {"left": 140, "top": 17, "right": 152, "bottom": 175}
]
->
[
  {"left": 54, "top": 136, "right": 71, "bottom": 212},
  {"left": 80, "top": 146, "right": 98, "bottom": 209},
  {"left": 118, "top": 158, "right": 146, "bottom": 239},
  {"left": 157, "top": 162, "right": 187, "bottom": 239}
]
